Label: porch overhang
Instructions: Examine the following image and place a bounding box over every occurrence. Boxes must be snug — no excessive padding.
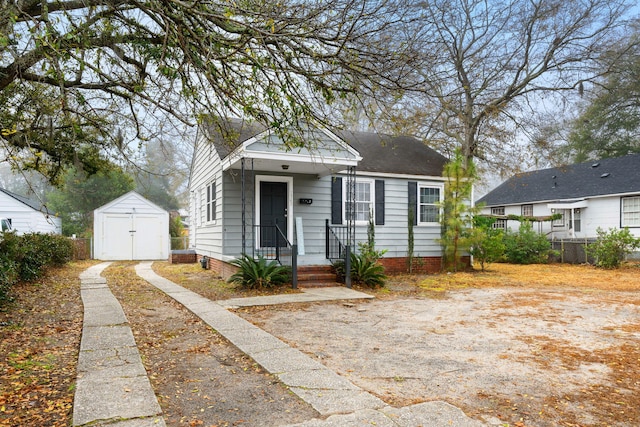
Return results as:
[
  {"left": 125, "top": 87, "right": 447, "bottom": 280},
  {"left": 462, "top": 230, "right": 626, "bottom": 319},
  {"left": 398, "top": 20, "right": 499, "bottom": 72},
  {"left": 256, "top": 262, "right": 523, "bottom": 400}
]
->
[
  {"left": 547, "top": 200, "right": 588, "bottom": 210},
  {"left": 222, "top": 151, "right": 359, "bottom": 176}
]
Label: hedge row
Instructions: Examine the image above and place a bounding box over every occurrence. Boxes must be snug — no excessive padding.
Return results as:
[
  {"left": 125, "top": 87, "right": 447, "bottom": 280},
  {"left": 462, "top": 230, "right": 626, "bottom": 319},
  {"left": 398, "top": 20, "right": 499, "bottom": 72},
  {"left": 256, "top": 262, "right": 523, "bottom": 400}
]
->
[{"left": 0, "top": 232, "right": 73, "bottom": 307}]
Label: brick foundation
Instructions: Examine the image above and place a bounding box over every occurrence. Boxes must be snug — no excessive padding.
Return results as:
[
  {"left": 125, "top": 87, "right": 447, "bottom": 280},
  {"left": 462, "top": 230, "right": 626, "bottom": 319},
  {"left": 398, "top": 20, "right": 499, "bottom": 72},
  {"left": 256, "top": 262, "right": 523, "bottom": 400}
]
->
[
  {"left": 198, "top": 255, "right": 239, "bottom": 280},
  {"left": 169, "top": 250, "right": 197, "bottom": 264},
  {"left": 377, "top": 256, "right": 471, "bottom": 274},
  {"left": 378, "top": 256, "right": 441, "bottom": 274},
  {"left": 193, "top": 253, "right": 470, "bottom": 279}
]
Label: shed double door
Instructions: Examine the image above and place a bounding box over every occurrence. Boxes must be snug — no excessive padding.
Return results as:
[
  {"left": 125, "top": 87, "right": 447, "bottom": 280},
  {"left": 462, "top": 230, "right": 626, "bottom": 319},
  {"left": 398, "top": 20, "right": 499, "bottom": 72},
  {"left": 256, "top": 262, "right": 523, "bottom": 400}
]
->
[{"left": 102, "top": 213, "right": 165, "bottom": 260}]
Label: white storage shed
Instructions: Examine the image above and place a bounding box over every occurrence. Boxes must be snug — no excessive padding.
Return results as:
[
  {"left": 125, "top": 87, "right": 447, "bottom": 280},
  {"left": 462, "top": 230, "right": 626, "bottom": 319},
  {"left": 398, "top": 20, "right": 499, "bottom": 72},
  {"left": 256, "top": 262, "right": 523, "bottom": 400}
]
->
[{"left": 94, "top": 191, "right": 169, "bottom": 260}]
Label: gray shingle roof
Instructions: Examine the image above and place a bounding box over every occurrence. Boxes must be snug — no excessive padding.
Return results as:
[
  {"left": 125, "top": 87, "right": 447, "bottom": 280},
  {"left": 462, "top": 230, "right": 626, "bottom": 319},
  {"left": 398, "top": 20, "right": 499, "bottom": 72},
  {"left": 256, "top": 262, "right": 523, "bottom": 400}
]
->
[
  {"left": 0, "top": 187, "right": 52, "bottom": 213},
  {"left": 335, "top": 130, "right": 447, "bottom": 176},
  {"left": 202, "top": 118, "right": 447, "bottom": 177},
  {"left": 476, "top": 153, "right": 640, "bottom": 206},
  {"left": 201, "top": 118, "right": 267, "bottom": 160}
]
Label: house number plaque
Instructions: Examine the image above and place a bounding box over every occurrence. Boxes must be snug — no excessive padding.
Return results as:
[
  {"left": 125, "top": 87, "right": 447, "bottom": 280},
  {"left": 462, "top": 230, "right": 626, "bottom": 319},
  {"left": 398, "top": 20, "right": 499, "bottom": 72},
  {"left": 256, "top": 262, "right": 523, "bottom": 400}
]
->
[{"left": 299, "top": 198, "right": 313, "bottom": 204}]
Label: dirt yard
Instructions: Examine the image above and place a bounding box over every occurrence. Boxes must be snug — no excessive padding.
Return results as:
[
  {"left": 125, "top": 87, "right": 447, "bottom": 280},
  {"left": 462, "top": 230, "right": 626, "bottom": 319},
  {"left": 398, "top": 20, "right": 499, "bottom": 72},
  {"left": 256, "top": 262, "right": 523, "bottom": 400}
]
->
[{"left": 236, "top": 264, "right": 640, "bottom": 427}]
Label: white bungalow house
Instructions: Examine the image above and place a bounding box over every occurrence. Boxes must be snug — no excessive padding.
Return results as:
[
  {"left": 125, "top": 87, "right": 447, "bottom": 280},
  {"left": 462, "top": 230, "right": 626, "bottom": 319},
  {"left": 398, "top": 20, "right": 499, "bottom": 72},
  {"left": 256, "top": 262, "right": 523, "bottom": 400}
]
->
[
  {"left": 476, "top": 153, "right": 640, "bottom": 239},
  {"left": 188, "top": 119, "right": 454, "bottom": 284},
  {"left": 0, "top": 187, "right": 62, "bottom": 234}
]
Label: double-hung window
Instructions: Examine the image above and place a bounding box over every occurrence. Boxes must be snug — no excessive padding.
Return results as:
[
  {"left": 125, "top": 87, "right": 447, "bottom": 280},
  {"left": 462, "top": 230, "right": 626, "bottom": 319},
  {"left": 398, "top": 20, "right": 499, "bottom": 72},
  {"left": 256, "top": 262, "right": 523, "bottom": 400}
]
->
[
  {"left": 491, "top": 206, "right": 506, "bottom": 230},
  {"left": 205, "top": 181, "right": 216, "bottom": 223},
  {"left": 333, "top": 177, "right": 384, "bottom": 226},
  {"left": 573, "top": 209, "right": 581, "bottom": 232},
  {"left": 346, "top": 179, "right": 373, "bottom": 223},
  {"left": 418, "top": 184, "right": 441, "bottom": 224},
  {"left": 622, "top": 196, "right": 640, "bottom": 227}
]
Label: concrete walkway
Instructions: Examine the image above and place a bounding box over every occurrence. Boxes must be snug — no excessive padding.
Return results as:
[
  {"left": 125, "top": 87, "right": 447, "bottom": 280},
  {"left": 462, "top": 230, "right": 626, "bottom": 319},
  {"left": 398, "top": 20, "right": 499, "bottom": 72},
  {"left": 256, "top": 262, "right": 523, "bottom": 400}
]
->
[
  {"left": 134, "top": 262, "right": 487, "bottom": 427},
  {"left": 73, "top": 263, "right": 165, "bottom": 427},
  {"left": 216, "top": 285, "right": 375, "bottom": 308}
]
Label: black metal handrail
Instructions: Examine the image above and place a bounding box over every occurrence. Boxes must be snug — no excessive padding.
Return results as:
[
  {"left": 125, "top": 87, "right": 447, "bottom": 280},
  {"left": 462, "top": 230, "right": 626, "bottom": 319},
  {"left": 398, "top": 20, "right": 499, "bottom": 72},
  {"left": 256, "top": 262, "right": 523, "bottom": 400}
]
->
[
  {"left": 325, "top": 219, "right": 351, "bottom": 288},
  {"left": 325, "top": 219, "right": 347, "bottom": 261},
  {"left": 252, "top": 224, "right": 298, "bottom": 289}
]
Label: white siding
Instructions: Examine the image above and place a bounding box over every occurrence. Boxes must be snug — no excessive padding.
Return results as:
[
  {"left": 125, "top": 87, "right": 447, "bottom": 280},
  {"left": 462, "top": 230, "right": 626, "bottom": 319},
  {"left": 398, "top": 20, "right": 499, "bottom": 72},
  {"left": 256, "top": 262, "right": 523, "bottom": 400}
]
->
[
  {"left": 0, "top": 191, "right": 61, "bottom": 234},
  {"left": 480, "top": 193, "right": 640, "bottom": 239},
  {"left": 581, "top": 196, "right": 640, "bottom": 238},
  {"left": 188, "top": 136, "right": 224, "bottom": 258}
]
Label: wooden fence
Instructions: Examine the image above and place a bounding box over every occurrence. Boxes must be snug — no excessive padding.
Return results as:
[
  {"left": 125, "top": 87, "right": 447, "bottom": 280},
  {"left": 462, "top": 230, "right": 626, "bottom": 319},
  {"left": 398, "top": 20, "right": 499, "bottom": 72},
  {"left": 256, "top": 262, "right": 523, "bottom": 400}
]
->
[{"left": 71, "top": 238, "right": 92, "bottom": 260}]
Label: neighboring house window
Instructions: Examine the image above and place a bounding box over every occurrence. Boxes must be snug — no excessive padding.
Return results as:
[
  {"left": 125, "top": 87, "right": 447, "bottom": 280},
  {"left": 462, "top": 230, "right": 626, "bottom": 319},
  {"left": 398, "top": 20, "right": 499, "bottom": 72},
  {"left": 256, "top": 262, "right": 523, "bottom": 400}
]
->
[
  {"left": 491, "top": 206, "right": 506, "bottom": 230},
  {"left": 418, "top": 184, "right": 441, "bottom": 224},
  {"left": 553, "top": 210, "right": 565, "bottom": 227},
  {"left": 522, "top": 204, "right": 533, "bottom": 217},
  {"left": 573, "top": 209, "right": 581, "bottom": 232},
  {"left": 205, "top": 181, "right": 216, "bottom": 223},
  {"left": 622, "top": 196, "right": 640, "bottom": 227}
]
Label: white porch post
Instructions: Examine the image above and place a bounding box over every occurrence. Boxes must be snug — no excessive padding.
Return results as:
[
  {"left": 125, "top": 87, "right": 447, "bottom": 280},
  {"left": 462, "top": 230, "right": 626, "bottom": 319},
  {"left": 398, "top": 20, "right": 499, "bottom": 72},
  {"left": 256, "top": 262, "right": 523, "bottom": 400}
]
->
[{"left": 570, "top": 208, "right": 575, "bottom": 238}]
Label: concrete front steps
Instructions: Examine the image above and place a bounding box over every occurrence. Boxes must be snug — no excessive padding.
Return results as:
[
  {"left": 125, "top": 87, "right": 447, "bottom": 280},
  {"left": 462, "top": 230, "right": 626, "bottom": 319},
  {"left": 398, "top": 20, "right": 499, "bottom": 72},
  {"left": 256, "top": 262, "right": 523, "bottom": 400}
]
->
[{"left": 296, "top": 265, "right": 342, "bottom": 288}]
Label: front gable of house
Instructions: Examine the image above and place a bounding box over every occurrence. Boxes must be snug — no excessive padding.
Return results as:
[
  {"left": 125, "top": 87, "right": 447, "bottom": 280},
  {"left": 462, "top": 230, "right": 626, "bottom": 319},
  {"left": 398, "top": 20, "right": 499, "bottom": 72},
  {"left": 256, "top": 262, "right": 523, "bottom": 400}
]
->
[{"left": 219, "top": 122, "right": 361, "bottom": 177}]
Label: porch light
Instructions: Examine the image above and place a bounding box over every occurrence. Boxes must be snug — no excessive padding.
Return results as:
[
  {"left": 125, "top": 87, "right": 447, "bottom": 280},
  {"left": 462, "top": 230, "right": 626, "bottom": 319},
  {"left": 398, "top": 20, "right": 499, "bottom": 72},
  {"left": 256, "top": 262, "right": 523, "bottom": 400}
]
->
[{"left": 281, "top": 164, "right": 289, "bottom": 170}]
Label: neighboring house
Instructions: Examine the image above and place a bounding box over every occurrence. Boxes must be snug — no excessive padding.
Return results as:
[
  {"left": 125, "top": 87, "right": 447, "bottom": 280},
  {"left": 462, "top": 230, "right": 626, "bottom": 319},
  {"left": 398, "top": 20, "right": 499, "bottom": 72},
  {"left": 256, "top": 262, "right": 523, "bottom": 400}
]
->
[
  {"left": 476, "top": 153, "right": 640, "bottom": 239},
  {"left": 94, "top": 191, "right": 170, "bottom": 260},
  {"left": 188, "top": 119, "right": 451, "bottom": 280},
  {"left": 0, "top": 187, "right": 62, "bottom": 234}
]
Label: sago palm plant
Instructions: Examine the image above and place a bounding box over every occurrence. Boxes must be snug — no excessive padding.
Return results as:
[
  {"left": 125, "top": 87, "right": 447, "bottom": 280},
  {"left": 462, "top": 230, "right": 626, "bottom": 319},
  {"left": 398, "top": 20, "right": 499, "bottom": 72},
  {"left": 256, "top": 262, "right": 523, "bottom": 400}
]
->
[{"left": 228, "top": 254, "right": 291, "bottom": 289}]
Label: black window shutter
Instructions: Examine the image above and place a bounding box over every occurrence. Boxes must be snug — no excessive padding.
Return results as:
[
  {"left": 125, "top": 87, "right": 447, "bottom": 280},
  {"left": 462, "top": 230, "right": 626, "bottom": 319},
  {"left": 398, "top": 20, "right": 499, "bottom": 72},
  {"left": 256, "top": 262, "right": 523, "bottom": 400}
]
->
[
  {"left": 331, "top": 177, "right": 343, "bottom": 224},
  {"left": 408, "top": 181, "right": 417, "bottom": 225},
  {"left": 375, "top": 180, "right": 385, "bottom": 225}
]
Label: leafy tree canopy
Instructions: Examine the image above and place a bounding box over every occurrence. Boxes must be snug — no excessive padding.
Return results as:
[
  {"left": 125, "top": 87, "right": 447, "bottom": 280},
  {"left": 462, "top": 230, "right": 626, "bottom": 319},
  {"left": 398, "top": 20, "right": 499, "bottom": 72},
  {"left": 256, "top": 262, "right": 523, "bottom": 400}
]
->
[
  {"left": 563, "top": 28, "right": 640, "bottom": 162},
  {"left": 1, "top": 0, "right": 407, "bottom": 183}
]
